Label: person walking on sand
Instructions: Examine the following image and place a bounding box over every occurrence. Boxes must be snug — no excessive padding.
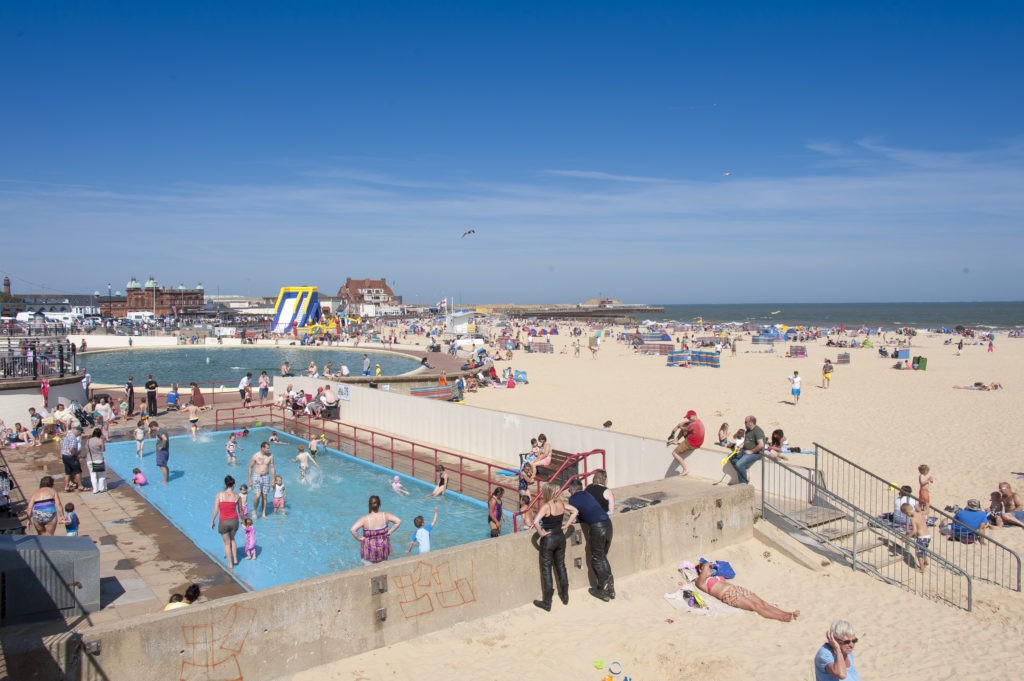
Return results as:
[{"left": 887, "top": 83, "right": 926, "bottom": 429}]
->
[
  {"left": 814, "top": 620, "right": 861, "bottom": 680},
  {"left": 149, "top": 420, "right": 170, "bottom": 484},
  {"left": 247, "top": 442, "right": 276, "bottom": 518},
  {"left": 788, "top": 370, "right": 802, "bottom": 404},
  {"left": 667, "top": 410, "right": 704, "bottom": 476},
  {"left": 821, "top": 359, "right": 833, "bottom": 389}
]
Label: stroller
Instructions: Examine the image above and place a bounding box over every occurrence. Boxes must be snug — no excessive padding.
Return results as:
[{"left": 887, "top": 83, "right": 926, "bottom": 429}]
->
[{"left": 69, "top": 400, "right": 96, "bottom": 427}]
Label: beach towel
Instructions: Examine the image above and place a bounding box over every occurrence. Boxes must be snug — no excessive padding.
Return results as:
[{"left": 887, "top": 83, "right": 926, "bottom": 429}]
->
[{"left": 663, "top": 589, "right": 744, "bottom": 617}]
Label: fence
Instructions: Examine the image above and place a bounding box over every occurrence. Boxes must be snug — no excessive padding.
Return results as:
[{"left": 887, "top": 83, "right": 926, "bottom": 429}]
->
[
  {"left": 0, "top": 337, "right": 78, "bottom": 381},
  {"left": 213, "top": 406, "right": 605, "bottom": 508},
  {"left": 759, "top": 443, "right": 1022, "bottom": 611}
]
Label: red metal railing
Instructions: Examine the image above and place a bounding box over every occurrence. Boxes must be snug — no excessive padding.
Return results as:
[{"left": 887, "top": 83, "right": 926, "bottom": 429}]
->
[
  {"left": 511, "top": 449, "right": 607, "bottom": 532},
  {"left": 213, "top": 405, "right": 542, "bottom": 503}
]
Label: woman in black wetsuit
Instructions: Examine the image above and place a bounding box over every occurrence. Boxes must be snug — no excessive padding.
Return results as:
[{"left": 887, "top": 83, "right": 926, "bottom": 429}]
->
[{"left": 532, "top": 482, "right": 578, "bottom": 611}]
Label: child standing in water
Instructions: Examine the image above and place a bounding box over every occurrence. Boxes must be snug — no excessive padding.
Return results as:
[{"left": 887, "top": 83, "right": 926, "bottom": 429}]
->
[
  {"left": 134, "top": 419, "right": 147, "bottom": 459},
  {"left": 225, "top": 433, "right": 238, "bottom": 465},
  {"left": 293, "top": 445, "right": 319, "bottom": 482},
  {"left": 407, "top": 507, "right": 439, "bottom": 554},
  {"left": 238, "top": 484, "right": 250, "bottom": 519},
  {"left": 272, "top": 476, "right": 286, "bottom": 514},
  {"left": 243, "top": 518, "right": 257, "bottom": 559},
  {"left": 186, "top": 402, "right": 200, "bottom": 441}
]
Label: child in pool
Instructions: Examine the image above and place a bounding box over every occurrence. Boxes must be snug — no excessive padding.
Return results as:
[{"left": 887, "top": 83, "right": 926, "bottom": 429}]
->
[
  {"left": 272, "top": 476, "right": 286, "bottom": 514},
  {"left": 134, "top": 419, "right": 147, "bottom": 459},
  {"left": 132, "top": 468, "right": 147, "bottom": 485},
  {"left": 268, "top": 431, "right": 281, "bottom": 444},
  {"left": 392, "top": 475, "right": 410, "bottom": 495},
  {"left": 239, "top": 484, "right": 250, "bottom": 518},
  {"left": 243, "top": 517, "right": 257, "bottom": 559},
  {"left": 64, "top": 503, "right": 80, "bottom": 536},
  {"left": 225, "top": 433, "right": 238, "bottom": 465},
  {"left": 406, "top": 507, "right": 439, "bottom": 555}
]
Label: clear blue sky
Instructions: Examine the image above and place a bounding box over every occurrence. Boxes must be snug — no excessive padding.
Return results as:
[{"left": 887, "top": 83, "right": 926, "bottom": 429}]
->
[{"left": 2, "top": 1, "right": 1022, "bottom": 304}]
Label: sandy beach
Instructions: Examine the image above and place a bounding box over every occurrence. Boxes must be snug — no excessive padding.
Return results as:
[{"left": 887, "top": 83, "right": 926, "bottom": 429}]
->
[{"left": 285, "top": 327, "right": 1024, "bottom": 681}]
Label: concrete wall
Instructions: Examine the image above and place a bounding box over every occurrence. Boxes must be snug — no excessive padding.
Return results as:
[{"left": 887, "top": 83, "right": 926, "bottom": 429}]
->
[
  {"left": 0, "top": 377, "right": 86, "bottom": 430},
  {"left": 275, "top": 377, "right": 807, "bottom": 490},
  {"left": 73, "top": 482, "right": 754, "bottom": 681}
]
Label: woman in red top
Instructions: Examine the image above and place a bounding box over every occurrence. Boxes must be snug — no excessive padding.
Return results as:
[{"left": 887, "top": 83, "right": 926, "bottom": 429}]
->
[{"left": 210, "top": 475, "right": 242, "bottom": 569}]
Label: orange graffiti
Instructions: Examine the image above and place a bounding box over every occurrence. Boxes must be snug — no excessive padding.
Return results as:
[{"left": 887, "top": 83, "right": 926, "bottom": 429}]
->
[
  {"left": 180, "top": 604, "right": 257, "bottom": 681},
  {"left": 393, "top": 559, "right": 476, "bottom": 619}
]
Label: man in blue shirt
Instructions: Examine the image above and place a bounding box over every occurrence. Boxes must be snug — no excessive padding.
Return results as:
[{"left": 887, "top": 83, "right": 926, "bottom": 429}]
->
[
  {"left": 567, "top": 479, "right": 614, "bottom": 602},
  {"left": 952, "top": 499, "right": 989, "bottom": 541}
]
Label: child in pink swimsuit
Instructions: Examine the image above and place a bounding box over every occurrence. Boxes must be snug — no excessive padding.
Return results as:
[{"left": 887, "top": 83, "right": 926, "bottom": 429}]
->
[{"left": 243, "top": 518, "right": 256, "bottom": 559}]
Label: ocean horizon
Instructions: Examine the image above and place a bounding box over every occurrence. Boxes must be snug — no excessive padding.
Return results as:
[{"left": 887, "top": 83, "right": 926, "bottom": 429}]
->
[{"left": 645, "top": 301, "right": 1024, "bottom": 330}]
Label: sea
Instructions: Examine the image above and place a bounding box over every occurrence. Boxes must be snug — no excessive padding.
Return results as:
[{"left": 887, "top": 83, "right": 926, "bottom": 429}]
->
[{"left": 644, "top": 302, "right": 1024, "bottom": 331}]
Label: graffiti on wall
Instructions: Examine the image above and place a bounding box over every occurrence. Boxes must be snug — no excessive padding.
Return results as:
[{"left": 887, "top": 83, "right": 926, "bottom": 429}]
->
[
  {"left": 392, "top": 559, "right": 476, "bottom": 619},
  {"left": 180, "top": 604, "right": 257, "bottom": 681}
]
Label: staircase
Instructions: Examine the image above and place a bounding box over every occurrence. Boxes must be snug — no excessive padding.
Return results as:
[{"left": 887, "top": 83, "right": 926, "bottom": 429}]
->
[{"left": 760, "top": 444, "right": 1021, "bottom": 611}]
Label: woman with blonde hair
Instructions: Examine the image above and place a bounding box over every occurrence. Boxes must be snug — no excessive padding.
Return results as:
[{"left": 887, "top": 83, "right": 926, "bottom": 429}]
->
[{"left": 532, "top": 482, "right": 578, "bottom": 611}]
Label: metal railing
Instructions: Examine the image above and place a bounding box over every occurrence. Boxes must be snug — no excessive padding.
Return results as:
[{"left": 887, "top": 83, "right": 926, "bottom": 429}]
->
[
  {"left": 810, "top": 442, "right": 1021, "bottom": 594},
  {"left": 760, "top": 444, "right": 1022, "bottom": 611},
  {"left": 211, "top": 407, "right": 607, "bottom": 507},
  {"left": 0, "top": 337, "right": 78, "bottom": 380},
  {"left": 510, "top": 456, "right": 608, "bottom": 532},
  {"left": 761, "top": 457, "right": 973, "bottom": 610}
]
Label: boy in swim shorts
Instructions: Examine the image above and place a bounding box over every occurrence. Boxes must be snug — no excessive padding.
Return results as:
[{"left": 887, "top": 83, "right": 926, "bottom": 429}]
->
[{"left": 904, "top": 502, "right": 931, "bottom": 572}]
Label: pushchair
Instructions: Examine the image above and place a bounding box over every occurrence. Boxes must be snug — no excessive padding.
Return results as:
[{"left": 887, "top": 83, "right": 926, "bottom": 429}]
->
[{"left": 69, "top": 400, "right": 96, "bottom": 427}]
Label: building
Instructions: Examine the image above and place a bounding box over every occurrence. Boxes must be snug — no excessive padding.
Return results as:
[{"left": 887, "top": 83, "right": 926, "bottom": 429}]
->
[
  {"left": 118, "top": 277, "right": 205, "bottom": 318},
  {"left": 335, "top": 277, "right": 403, "bottom": 317}
]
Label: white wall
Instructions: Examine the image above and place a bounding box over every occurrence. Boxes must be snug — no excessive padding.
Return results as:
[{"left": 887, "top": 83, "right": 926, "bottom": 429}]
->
[{"left": 274, "top": 376, "right": 811, "bottom": 490}]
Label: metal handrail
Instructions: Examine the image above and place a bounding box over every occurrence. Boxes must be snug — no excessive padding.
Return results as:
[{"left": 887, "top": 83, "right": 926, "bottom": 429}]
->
[
  {"left": 812, "top": 441, "right": 1021, "bottom": 593},
  {"left": 212, "top": 405, "right": 568, "bottom": 504},
  {"left": 509, "top": 464, "right": 602, "bottom": 532},
  {"left": 762, "top": 457, "right": 973, "bottom": 609}
]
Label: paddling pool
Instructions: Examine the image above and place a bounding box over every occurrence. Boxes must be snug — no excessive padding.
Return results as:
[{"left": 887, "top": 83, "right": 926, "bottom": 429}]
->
[{"left": 104, "top": 427, "right": 507, "bottom": 590}]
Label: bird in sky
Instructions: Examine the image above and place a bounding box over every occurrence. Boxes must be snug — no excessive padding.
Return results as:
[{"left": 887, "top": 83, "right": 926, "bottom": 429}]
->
[
  {"left": 722, "top": 171, "right": 732, "bottom": 177},
  {"left": 461, "top": 229, "right": 476, "bottom": 238}
]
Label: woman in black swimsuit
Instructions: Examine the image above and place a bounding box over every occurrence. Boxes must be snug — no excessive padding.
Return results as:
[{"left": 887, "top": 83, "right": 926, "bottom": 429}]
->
[{"left": 431, "top": 464, "right": 448, "bottom": 497}]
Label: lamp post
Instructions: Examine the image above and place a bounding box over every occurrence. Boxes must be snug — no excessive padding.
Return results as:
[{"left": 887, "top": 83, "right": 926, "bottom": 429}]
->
[{"left": 107, "top": 283, "right": 112, "bottom": 319}]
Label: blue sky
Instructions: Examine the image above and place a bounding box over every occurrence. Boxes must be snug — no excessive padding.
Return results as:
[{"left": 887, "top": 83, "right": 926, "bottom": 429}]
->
[{"left": 2, "top": 1, "right": 1022, "bottom": 304}]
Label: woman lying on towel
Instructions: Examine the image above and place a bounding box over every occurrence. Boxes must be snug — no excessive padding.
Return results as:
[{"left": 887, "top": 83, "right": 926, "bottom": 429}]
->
[
  {"left": 954, "top": 382, "right": 1003, "bottom": 390},
  {"left": 694, "top": 561, "right": 800, "bottom": 622}
]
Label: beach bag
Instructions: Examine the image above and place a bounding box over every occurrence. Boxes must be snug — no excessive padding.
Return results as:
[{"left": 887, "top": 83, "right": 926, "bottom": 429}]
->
[
  {"left": 91, "top": 462, "right": 105, "bottom": 473},
  {"left": 713, "top": 560, "right": 736, "bottom": 579}
]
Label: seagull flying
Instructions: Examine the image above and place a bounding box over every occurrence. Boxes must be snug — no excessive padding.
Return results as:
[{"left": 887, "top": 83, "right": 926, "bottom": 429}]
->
[{"left": 461, "top": 229, "right": 476, "bottom": 238}]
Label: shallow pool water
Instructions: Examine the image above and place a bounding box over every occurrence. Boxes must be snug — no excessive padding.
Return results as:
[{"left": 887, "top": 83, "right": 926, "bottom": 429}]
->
[
  {"left": 80, "top": 346, "right": 420, "bottom": 386},
  {"left": 103, "top": 427, "right": 506, "bottom": 590}
]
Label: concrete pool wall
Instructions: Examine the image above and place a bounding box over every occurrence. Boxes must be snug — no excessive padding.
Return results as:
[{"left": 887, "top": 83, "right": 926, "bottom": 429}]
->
[{"left": 70, "top": 480, "right": 754, "bottom": 681}]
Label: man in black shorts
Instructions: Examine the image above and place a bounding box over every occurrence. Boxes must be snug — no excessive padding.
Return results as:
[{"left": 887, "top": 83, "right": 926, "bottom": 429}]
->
[
  {"left": 61, "top": 426, "right": 84, "bottom": 492},
  {"left": 149, "top": 420, "right": 170, "bottom": 483}
]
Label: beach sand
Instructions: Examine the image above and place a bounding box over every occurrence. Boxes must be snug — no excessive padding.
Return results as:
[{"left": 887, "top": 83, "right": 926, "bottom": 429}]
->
[{"left": 286, "top": 329, "right": 1023, "bottom": 681}]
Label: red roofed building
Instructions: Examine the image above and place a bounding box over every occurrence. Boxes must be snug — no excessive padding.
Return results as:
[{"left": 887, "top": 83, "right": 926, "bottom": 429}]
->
[{"left": 336, "top": 277, "right": 402, "bottom": 317}]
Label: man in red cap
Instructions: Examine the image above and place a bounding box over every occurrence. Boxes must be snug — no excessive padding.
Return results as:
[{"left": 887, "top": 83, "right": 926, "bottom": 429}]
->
[{"left": 667, "top": 410, "right": 705, "bottom": 475}]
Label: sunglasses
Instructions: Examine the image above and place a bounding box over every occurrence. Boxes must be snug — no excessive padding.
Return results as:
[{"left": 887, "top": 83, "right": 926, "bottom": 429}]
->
[{"left": 837, "top": 638, "right": 859, "bottom": 645}]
